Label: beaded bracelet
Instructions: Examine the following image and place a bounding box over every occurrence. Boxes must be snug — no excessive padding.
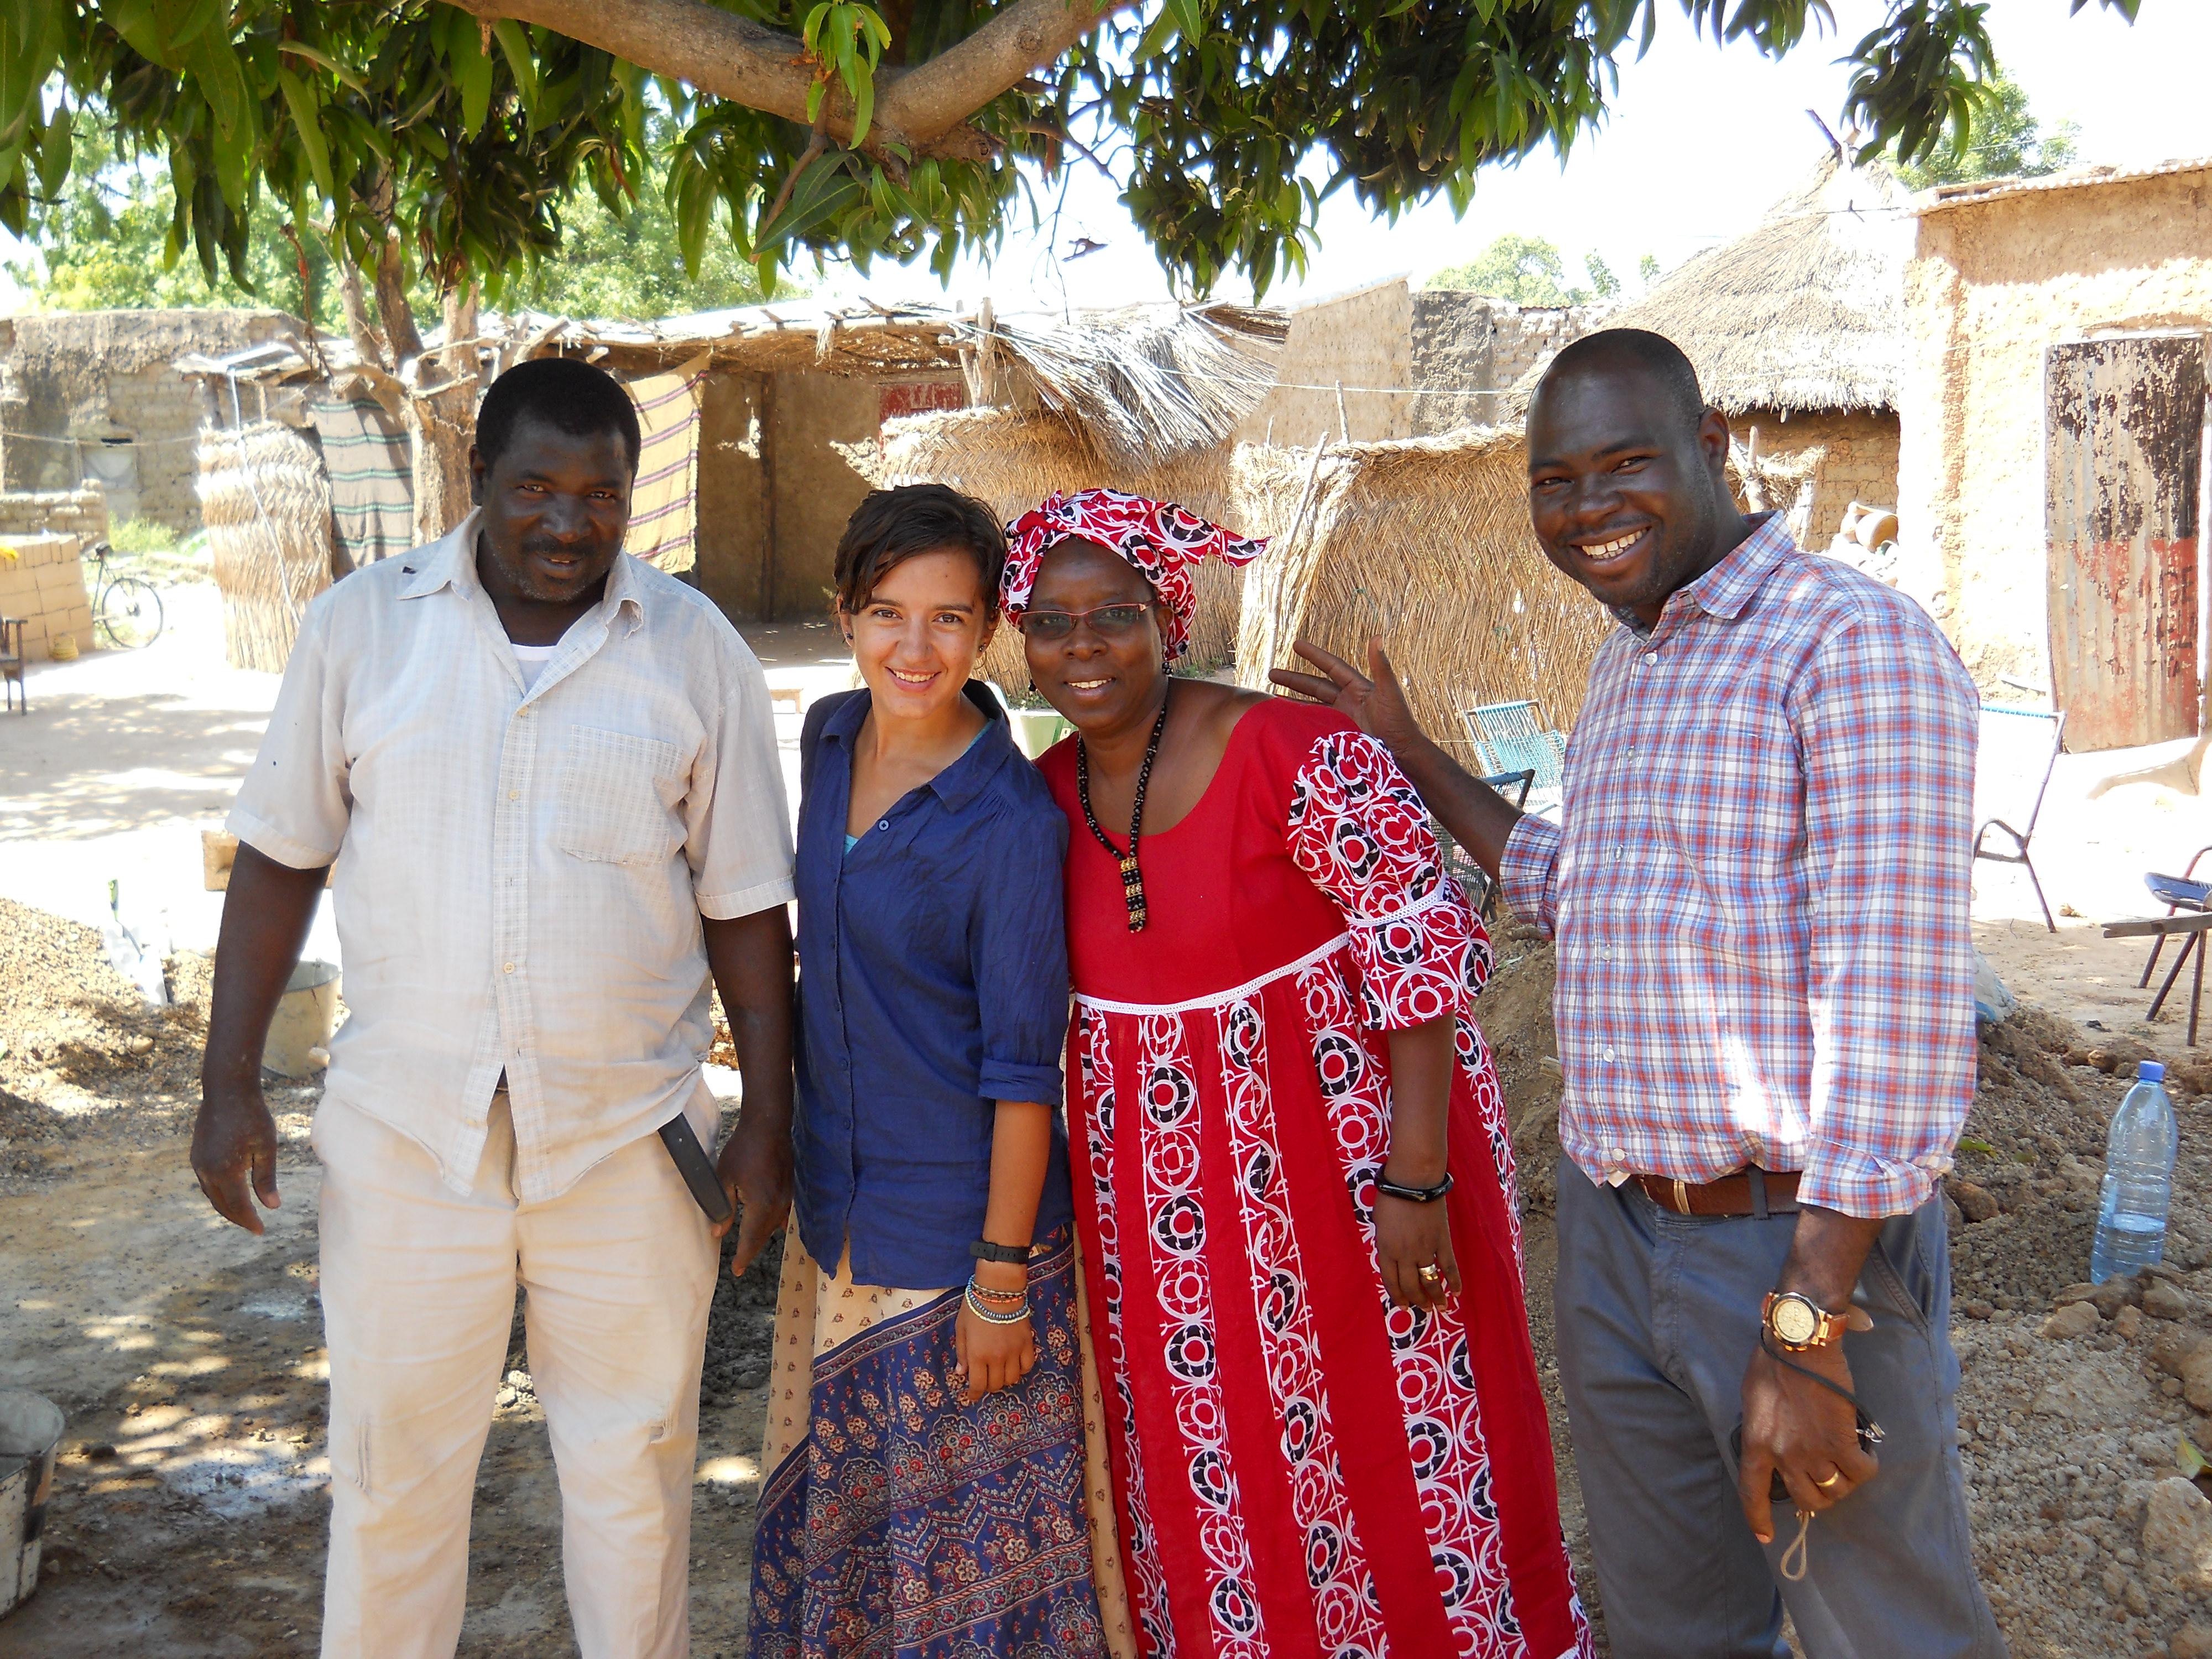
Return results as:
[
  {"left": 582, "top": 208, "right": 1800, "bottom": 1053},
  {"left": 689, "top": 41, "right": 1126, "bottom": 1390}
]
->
[{"left": 964, "top": 1281, "right": 1031, "bottom": 1324}]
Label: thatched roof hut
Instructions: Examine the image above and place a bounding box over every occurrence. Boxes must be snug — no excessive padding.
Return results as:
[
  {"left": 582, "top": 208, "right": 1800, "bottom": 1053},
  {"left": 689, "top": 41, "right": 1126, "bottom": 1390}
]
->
[
  {"left": 1593, "top": 151, "right": 1911, "bottom": 416},
  {"left": 1516, "top": 150, "right": 1913, "bottom": 549},
  {"left": 179, "top": 299, "right": 1285, "bottom": 634}
]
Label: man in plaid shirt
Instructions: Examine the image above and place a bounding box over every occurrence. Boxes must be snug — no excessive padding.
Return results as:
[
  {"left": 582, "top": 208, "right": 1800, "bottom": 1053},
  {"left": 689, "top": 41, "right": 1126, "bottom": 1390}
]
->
[{"left": 1277, "top": 330, "right": 2004, "bottom": 1657}]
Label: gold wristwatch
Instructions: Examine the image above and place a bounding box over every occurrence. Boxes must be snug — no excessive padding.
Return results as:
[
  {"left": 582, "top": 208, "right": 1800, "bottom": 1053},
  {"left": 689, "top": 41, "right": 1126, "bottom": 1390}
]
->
[{"left": 1762, "top": 1290, "right": 1850, "bottom": 1352}]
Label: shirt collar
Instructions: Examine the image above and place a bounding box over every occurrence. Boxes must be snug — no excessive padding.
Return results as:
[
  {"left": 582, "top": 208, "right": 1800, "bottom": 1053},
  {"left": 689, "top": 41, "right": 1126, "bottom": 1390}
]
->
[
  {"left": 1623, "top": 510, "right": 1794, "bottom": 633},
  {"left": 825, "top": 681, "right": 1016, "bottom": 814},
  {"left": 397, "top": 508, "right": 650, "bottom": 634}
]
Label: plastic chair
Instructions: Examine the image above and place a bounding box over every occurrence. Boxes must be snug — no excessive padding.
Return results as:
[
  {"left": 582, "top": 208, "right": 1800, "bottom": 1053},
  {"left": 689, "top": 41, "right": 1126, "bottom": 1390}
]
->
[
  {"left": 0, "top": 617, "right": 23, "bottom": 714},
  {"left": 1463, "top": 699, "right": 1568, "bottom": 818},
  {"left": 1972, "top": 705, "right": 2065, "bottom": 933}
]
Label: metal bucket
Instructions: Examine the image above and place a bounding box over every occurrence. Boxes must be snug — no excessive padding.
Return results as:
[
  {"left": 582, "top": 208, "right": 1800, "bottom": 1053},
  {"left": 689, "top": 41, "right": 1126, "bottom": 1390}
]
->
[
  {"left": 0, "top": 1390, "right": 64, "bottom": 1619},
  {"left": 264, "top": 958, "right": 340, "bottom": 1079}
]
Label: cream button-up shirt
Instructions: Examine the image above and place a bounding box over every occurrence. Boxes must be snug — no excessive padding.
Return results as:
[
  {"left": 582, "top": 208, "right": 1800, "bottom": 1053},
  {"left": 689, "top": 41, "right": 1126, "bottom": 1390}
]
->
[{"left": 229, "top": 510, "right": 794, "bottom": 1202}]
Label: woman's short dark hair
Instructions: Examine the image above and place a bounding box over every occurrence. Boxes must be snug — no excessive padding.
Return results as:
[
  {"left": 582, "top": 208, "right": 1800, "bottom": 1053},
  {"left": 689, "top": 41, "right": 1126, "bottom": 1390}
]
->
[
  {"left": 833, "top": 484, "right": 1008, "bottom": 617},
  {"left": 476, "top": 356, "right": 643, "bottom": 475}
]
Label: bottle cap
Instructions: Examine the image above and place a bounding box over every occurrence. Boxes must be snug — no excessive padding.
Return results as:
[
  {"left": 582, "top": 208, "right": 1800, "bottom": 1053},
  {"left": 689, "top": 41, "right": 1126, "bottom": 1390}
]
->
[{"left": 2140, "top": 1061, "right": 2167, "bottom": 1082}]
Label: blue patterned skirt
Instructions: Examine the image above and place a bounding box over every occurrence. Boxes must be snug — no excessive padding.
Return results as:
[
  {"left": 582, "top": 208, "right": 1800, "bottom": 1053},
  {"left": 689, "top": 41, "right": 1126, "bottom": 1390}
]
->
[{"left": 748, "top": 1227, "right": 1112, "bottom": 1658}]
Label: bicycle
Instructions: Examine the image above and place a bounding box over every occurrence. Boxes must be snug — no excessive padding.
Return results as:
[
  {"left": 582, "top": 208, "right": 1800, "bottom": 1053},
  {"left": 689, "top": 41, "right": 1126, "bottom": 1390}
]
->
[{"left": 88, "top": 540, "right": 164, "bottom": 650}]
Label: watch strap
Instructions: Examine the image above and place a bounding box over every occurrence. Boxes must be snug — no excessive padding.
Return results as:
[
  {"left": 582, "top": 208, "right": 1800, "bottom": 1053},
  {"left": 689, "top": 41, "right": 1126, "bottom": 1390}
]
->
[{"left": 970, "top": 1239, "right": 1031, "bottom": 1265}]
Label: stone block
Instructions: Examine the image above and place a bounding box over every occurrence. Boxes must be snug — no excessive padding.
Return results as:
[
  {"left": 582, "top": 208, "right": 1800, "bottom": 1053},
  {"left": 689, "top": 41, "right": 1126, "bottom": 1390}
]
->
[
  {"left": 2145, "top": 1478, "right": 2212, "bottom": 1593},
  {"left": 2043, "top": 1301, "right": 2102, "bottom": 1340}
]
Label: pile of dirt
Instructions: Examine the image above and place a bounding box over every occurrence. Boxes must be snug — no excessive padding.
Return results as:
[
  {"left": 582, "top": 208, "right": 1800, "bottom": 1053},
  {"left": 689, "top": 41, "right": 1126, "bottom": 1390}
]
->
[{"left": 0, "top": 895, "right": 211, "bottom": 1172}]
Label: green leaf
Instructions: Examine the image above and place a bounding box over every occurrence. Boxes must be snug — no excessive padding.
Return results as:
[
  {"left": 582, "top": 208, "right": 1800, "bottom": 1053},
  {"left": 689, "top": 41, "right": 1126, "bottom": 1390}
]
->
[
  {"left": 491, "top": 19, "right": 540, "bottom": 117},
  {"left": 34, "top": 105, "right": 69, "bottom": 200},
  {"left": 453, "top": 25, "right": 493, "bottom": 138},
  {"left": 275, "top": 67, "right": 334, "bottom": 202},
  {"left": 1163, "top": 0, "right": 1207, "bottom": 45},
  {"left": 187, "top": 34, "right": 247, "bottom": 142},
  {"left": 757, "top": 151, "right": 861, "bottom": 253},
  {"left": 2182, "top": 1433, "right": 2209, "bottom": 1481}
]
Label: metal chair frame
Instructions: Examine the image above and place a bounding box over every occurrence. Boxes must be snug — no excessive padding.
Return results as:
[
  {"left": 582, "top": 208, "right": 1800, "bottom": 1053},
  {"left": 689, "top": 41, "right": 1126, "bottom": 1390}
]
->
[
  {"left": 1434, "top": 768, "right": 1536, "bottom": 922},
  {"left": 1971, "top": 704, "right": 2065, "bottom": 933},
  {"left": 0, "top": 616, "right": 24, "bottom": 715},
  {"left": 2139, "top": 845, "right": 2212, "bottom": 998}
]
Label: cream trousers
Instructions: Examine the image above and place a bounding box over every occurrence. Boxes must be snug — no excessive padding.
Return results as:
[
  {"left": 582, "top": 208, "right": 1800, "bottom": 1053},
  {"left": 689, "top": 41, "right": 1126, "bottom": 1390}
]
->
[{"left": 313, "top": 1093, "right": 717, "bottom": 1659}]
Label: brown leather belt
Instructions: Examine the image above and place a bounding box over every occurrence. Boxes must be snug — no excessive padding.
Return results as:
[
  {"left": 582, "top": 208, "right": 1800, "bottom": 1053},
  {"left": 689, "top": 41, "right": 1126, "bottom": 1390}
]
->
[{"left": 1634, "top": 1166, "right": 1801, "bottom": 1218}]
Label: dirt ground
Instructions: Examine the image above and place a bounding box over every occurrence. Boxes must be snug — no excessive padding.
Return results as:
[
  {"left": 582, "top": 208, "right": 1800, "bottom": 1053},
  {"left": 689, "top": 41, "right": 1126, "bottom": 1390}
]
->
[{"left": 23, "top": 889, "right": 2212, "bottom": 1658}]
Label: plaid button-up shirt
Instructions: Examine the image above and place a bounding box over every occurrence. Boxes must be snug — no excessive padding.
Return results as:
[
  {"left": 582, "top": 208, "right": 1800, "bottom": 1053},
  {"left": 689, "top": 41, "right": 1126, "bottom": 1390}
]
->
[{"left": 1499, "top": 513, "right": 1978, "bottom": 1217}]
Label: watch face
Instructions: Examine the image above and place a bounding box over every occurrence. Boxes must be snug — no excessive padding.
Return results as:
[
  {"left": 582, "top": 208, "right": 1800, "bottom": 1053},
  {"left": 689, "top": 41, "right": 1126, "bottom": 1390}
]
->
[{"left": 1771, "top": 1296, "right": 1820, "bottom": 1346}]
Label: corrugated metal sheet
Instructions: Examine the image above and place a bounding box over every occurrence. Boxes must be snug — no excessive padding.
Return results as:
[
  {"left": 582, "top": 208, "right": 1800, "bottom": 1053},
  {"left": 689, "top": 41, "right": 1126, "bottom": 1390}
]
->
[
  {"left": 1916, "top": 155, "right": 2212, "bottom": 216},
  {"left": 2044, "top": 336, "right": 2204, "bottom": 752}
]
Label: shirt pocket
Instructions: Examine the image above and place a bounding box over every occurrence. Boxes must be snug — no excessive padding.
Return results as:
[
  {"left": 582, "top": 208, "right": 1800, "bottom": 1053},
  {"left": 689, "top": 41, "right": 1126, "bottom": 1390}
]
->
[{"left": 555, "top": 727, "right": 685, "bottom": 865}]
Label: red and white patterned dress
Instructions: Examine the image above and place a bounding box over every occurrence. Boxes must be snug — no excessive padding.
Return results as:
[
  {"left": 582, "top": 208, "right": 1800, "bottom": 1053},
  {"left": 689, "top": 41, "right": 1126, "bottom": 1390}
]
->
[{"left": 1040, "top": 700, "right": 1592, "bottom": 1659}]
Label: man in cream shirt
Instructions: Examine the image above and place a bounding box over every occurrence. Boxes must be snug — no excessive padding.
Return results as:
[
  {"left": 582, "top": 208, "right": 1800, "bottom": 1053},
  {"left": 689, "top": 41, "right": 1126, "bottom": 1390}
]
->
[{"left": 191, "top": 357, "right": 796, "bottom": 1658}]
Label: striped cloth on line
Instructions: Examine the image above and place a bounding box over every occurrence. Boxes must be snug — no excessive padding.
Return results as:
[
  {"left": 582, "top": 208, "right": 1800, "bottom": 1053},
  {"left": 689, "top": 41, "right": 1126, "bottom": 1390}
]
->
[
  {"left": 309, "top": 399, "right": 414, "bottom": 568},
  {"left": 623, "top": 352, "right": 709, "bottom": 576}
]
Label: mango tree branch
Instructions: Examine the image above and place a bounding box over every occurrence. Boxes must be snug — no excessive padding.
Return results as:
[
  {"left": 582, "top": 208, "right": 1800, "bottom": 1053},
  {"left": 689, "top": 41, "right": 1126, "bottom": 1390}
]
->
[{"left": 447, "top": 0, "right": 1139, "bottom": 164}]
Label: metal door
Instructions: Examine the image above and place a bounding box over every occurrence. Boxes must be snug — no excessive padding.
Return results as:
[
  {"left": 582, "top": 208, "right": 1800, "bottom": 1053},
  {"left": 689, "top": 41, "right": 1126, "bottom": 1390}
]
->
[{"left": 2045, "top": 336, "right": 2205, "bottom": 752}]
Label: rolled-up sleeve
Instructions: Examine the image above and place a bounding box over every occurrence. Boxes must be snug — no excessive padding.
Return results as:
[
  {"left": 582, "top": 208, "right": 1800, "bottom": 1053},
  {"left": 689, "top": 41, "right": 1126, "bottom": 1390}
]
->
[
  {"left": 1792, "top": 609, "right": 1979, "bottom": 1217},
  {"left": 1497, "top": 813, "right": 1563, "bottom": 937},
  {"left": 228, "top": 597, "right": 349, "bottom": 869},
  {"left": 970, "top": 804, "right": 1071, "bottom": 1107},
  {"left": 688, "top": 634, "right": 796, "bottom": 919}
]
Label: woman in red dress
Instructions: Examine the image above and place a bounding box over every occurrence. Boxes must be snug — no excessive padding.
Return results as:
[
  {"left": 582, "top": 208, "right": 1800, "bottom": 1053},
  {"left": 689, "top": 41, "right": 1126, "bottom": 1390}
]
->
[{"left": 1004, "top": 489, "right": 1592, "bottom": 1659}]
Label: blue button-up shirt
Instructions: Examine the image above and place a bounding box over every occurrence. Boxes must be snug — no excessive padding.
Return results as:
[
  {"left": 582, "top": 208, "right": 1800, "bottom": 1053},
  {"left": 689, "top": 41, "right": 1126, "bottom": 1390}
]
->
[{"left": 792, "top": 683, "right": 1073, "bottom": 1288}]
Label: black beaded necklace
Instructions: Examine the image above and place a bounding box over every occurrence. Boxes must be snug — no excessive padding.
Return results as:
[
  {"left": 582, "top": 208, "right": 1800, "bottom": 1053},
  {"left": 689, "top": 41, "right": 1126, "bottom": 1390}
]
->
[{"left": 1076, "top": 681, "right": 1172, "bottom": 933}]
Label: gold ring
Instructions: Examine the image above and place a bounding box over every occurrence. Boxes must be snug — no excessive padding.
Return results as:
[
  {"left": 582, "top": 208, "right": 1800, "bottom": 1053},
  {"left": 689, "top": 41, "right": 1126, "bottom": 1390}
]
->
[
  {"left": 1814, "top": 1470, "right": 1842, "bottom": 1489},
  {"left": 1417, "top": 1264, "right": 1445, "bottom": 1284}
]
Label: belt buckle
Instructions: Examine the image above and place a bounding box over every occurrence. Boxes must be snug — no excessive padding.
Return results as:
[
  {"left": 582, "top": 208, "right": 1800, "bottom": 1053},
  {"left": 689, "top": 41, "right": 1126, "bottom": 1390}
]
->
[{"left": 1672, "top": 1177, "right": 1691, "bottom": 1214}]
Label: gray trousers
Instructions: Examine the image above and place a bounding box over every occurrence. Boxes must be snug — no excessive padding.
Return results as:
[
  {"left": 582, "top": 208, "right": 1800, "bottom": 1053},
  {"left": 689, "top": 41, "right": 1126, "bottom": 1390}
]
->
[{"left": 1553, "top": 1161, "right": 2005, "bottom": 1659}]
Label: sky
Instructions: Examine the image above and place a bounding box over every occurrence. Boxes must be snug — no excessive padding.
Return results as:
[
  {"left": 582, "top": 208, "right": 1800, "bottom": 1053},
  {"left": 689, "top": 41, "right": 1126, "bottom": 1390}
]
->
[
  {"left": 1, "top": 3, "right": 2204, "bottom": 317},
  {"left": 810, "top": 0, "right": 2212, "bottom": 319}
]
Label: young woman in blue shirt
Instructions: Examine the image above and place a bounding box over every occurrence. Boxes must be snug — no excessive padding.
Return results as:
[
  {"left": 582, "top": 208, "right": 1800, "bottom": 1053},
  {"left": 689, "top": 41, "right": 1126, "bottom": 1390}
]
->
[{"left": 748, "top": 484, "right": 1116, "bottom": 1657}]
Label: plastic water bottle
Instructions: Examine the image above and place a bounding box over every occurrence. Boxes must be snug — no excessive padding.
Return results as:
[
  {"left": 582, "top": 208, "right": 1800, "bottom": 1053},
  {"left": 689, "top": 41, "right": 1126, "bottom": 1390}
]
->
[{"left": 2090, "top": 1061, "right": 2179, "bottom": 1283}]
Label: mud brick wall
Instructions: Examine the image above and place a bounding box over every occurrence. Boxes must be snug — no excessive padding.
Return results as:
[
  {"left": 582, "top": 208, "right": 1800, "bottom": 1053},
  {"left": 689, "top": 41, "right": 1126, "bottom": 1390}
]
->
[
  {"left": 0, "top": 532, "right": 91, "bottom": 660},
  {"left": 0, "top": 489, "right": 109, "bottom": 545},
  {"left": 1735, "top": 407, "right": 1902, "bottom": 550}
]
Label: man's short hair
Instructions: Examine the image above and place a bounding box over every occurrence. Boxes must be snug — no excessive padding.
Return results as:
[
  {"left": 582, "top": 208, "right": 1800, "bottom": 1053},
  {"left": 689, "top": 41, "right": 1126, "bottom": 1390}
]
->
[
  {"left": 476, "top": 356, "right": 643, "bottom": 476},
  {"left": 834, "top": 484, "right": 1008, "bottom": 618},
  {"left": 1537, "top": 328, "right": 1709, "bottom": 437}
]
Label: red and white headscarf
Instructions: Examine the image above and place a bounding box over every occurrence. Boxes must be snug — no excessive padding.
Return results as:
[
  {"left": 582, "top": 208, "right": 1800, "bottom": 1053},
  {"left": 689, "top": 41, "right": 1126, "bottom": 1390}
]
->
[{"left": 1001, "top": 488, "right": 1268, "bottom": 661}]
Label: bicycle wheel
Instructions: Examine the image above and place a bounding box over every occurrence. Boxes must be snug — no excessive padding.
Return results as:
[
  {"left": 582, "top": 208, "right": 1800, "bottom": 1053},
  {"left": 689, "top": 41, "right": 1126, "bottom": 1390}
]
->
[{"left": 97, "top": 576, "right": 164, "bottom": 649}]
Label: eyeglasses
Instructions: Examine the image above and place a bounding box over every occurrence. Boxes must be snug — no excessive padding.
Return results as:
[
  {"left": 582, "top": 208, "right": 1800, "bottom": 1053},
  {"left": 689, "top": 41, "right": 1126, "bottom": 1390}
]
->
[{"left": 1016, "top": 603, "right": 1154, "bottom": 641}]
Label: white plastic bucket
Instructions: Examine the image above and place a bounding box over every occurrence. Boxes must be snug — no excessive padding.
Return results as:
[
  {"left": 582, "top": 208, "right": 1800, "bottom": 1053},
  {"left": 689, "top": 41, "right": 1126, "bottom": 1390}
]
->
[
  {"left": 264, "top": 958, "right": 341, "bottom": 1079},
  {"left": 0, "top": 1390, "right": 64, "bottom": 1619}
]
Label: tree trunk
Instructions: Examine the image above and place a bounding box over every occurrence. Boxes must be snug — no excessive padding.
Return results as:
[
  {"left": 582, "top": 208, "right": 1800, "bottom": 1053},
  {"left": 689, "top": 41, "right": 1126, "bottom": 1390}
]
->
[
  {"left": 336, "top": 261, "right": 390, "bottom": 373},
  {"left": 404, "top": 284, "right": 483, "bottom": 546}
]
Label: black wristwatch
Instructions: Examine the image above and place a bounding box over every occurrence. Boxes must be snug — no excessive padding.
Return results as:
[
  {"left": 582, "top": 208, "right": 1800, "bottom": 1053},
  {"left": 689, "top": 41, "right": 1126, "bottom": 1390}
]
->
[
  {"left": 970, "top": 1239, "right": 1030, "bottom": 1265},
  {"left": 1374, "top": 1170, "right": 1454, "bottom": 1204}
]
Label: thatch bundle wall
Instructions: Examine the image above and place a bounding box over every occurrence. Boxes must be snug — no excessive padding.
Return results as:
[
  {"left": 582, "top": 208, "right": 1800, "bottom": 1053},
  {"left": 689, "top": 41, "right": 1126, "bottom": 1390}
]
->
[
  {"left": 198, "top": 422, "right": 334, "bottom": 671},
  {"left": 1231, "top": 430, "right": 1610, "bottom": 745},
  {"left": 874, "top": 406, "right": 1245, "bottom": 686}
]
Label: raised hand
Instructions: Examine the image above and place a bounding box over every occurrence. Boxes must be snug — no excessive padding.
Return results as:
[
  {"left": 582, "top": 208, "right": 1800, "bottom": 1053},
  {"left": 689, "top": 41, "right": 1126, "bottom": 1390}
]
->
[{"left": 1268, "top": 638, "right": 1428, "bottom": 757}]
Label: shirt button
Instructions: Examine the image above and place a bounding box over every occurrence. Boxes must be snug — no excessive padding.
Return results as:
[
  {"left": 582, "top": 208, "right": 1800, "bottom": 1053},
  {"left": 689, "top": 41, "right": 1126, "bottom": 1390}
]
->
[
  {"left": 503, "top": 962, "right": 515, "bottom": 973},
  {"left": 1644, "top": 651, "right": 1658, "bottom": 666},
  {"left": 1603, "top": 1045, "right": 1616, "bottom": 1062},
  {"left": 1611, "top": 1147, "right": 1629, "bottom": 1162},
  {"left": 878, "top": 820, "right": 889, "bottom": 831},
  {"left": 1599, "top": 947, "right": 1611, "bottom": 961},
  {"left": 508, "top": 790, "right": 519, "bottom": 800}
]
